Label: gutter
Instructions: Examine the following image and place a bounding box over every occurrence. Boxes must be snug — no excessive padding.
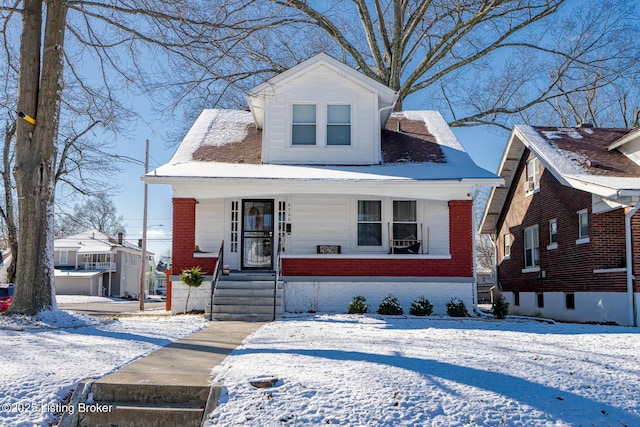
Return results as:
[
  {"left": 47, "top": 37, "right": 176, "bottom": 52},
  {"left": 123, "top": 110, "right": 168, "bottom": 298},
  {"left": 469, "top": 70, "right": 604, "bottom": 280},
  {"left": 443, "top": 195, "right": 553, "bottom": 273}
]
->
[{"left": 625, "top": 200, "right": 640, "bottom": 326}]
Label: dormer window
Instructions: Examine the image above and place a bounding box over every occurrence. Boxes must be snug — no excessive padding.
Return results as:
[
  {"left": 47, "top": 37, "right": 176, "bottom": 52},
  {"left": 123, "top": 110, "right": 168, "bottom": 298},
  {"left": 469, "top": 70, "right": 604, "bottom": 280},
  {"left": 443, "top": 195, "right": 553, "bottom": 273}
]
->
[
  {"left": 327, "top": 105, "right": 351, "bottom": 146},
  {"left": 292, "top": 104, "right": 316, "bottom": 145}
]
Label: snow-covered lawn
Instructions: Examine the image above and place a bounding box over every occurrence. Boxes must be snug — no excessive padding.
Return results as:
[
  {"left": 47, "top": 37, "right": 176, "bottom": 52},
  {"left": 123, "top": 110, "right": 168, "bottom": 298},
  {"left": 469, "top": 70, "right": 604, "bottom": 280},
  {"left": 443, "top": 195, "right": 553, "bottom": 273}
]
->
[
  {"left": 207, "top": 314, "right": 640, "bottom": 427},
  {"left": 0, "top": 310, "right": 206, "bottom": 426}
]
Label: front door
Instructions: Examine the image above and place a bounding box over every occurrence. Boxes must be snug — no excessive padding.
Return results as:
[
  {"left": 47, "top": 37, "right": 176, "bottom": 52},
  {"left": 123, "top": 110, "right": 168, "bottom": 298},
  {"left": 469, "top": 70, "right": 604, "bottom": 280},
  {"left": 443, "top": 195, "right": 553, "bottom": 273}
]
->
[{"left": 241, "top": 200, "right": 274, "bottom": 269}]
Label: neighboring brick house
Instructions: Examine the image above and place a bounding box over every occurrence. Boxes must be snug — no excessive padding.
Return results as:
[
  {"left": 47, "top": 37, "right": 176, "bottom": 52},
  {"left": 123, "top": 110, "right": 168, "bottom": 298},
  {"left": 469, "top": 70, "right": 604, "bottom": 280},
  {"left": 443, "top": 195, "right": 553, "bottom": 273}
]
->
[
  {"left": 481, "top": 125, "right": 640, "bottom": 326},
  {"left": 146, "top": 53, "right": 501, "bottom": 316}
]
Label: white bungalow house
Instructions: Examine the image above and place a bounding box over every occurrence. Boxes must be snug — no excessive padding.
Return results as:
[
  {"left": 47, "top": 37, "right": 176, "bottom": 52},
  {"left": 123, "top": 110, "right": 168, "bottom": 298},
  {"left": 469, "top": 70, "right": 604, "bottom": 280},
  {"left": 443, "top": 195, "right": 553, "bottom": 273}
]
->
[
  {"left": 54, "top": 229, "right": 148, "bottom": 297},
  {"left": 145, "top": 53, "right": 502, "bottom": 319}
]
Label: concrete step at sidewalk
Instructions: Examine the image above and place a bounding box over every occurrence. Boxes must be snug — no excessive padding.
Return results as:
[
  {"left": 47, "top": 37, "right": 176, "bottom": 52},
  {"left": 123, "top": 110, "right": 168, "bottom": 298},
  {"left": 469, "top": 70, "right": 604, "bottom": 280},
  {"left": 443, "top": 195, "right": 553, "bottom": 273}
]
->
[
  {"left": 213, "top": 296, "right": 283, "bottom": 306},
  {"left": 213, "top": 288, "right": 282, "bottom": 298},
  {"left": 77, "top": 401, "right": 205, "bottom": 427},
  {"left": 90, "top": 380, "right": 210, "bottom": 404},
  {"left": 215, "top": 280, "right": 281, "bottom": 290},
  {"left": 210, "top": 312, "right": 277, "bottom": 322}
]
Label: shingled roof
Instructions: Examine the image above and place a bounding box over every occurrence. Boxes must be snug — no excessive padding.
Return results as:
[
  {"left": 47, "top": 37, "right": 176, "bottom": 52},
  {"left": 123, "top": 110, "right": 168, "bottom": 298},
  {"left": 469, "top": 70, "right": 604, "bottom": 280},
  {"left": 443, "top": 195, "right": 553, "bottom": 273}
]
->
[
  {"left": 532, "top": 126, "right": 640, "bottom": 177},
  {"left": 182, "top": 110, "right": 447, "bottom": 166}
]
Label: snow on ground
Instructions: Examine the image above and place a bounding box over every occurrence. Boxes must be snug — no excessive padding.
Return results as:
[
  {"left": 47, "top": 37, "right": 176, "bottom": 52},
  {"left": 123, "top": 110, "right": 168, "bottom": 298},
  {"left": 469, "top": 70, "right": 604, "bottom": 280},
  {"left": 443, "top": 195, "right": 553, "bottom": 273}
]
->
[
  {"left": 0, "top": 310, "right": 205, "bottom": 426},
  {"left": 206, "top": 314, "right": 640, "bottom": 427}
]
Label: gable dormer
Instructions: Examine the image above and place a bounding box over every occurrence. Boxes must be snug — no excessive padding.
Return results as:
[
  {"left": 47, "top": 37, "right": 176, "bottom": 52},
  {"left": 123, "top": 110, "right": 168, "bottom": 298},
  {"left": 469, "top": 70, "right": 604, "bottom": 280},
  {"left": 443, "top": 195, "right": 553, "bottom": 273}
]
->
[{"left": 247, "top": 53, "right": 397, "bottom": 165}]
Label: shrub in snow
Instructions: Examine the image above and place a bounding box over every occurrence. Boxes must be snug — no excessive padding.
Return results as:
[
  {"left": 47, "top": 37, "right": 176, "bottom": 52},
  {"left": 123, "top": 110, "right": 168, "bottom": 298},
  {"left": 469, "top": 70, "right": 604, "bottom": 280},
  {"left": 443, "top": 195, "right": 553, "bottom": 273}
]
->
[
  {"left": 409, "top": 297, "right": 433, "bottom": 316},
  {"left": 492, "top": 291, "right": 510, "bottom": 319},
  {"left": 180, "top": 266, "right": 204, "bottom": 313},
  {"left": 446, "top": 297, "right": 468, "bottom": 317},
  {"left": 377, "top": 295, "right": 403, "bottom": 315},
  {"left": 347, "top": 296, "right": 369, "bottom": 314}
]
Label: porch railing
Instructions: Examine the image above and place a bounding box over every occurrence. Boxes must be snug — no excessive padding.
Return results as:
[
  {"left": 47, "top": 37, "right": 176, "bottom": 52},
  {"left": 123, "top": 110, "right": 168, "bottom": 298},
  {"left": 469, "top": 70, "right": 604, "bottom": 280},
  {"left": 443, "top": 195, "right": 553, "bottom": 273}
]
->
[
  {"left": 83, "top": 262, "right": 116, "bottom": 271},
  {"left": 208, "top": 240, "right": 224, "bottom": 321},
  {"left": 388, "top": 223, "right": 429, "bottom": 254},
  {"left": 273, "top": 240, "right": 282, "bottom": 321}
]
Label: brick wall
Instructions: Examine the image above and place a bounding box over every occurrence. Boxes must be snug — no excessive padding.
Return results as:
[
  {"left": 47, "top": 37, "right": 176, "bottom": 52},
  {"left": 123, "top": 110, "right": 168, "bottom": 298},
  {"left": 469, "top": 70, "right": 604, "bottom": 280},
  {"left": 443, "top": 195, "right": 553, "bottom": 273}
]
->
[
  {"left": 497, "top": 151, "right": 629, "bottom": 293},
  {"left": 282, "top": 200, "right": 474, "bottom": 277},
  {"left": 172, "top": 198, "right": 217, "bottom": 274}
]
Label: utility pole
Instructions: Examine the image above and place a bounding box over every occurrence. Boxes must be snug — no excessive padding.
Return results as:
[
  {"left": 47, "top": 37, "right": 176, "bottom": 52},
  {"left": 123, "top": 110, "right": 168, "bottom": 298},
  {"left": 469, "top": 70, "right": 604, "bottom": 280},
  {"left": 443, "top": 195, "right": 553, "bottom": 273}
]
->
[{"left": 139, "top": 139, "right": 149, "bottom": 310}]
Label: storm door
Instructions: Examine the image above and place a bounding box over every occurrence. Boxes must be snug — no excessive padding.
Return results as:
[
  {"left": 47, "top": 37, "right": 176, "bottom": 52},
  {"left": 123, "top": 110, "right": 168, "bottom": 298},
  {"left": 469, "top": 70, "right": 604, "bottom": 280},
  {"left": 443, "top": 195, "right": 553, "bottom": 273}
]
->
[{"left": 241, "top": 200, "right": 274, "bottom": 269}]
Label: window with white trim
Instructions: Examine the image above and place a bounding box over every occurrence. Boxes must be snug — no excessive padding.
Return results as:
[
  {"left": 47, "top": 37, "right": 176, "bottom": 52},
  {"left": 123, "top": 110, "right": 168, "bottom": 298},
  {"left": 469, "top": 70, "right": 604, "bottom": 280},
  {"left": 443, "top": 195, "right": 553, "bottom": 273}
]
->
[
  {"left": 578, "top": 209, "right": 589, "bottom": 241},
  {"left": 548, "top": 218, "right": 558, "bottom": 250},
  {"left": 357, "top": 200, "right": 382, "bottom": 246},
  {"left": 525, "top": 158, "right": 540, "bottom": 193},
  {"left": 392, "top": 201, "right": 417, "bottom": 242},
  {"left": 60, "top": 250, "right": 68, "bottom": 264},
  {"left": 503, "top": 234, "right": 511, "bottom": 258},
  {"left": 327, "top": 105, "right": 351, "bottom": 145},
  {"left": 292, "top": 104, "right": 316, "bottom": 145},
  {"left": 523, "top": 225, "right": 539, "bottom": 268}
]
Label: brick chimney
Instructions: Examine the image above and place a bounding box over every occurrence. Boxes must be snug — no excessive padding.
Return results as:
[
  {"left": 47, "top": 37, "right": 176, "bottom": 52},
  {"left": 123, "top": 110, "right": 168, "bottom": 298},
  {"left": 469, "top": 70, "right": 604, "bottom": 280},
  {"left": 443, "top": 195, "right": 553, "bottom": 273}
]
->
[{"left": 118, "top": 232, "right": 123, "bottom": 245}]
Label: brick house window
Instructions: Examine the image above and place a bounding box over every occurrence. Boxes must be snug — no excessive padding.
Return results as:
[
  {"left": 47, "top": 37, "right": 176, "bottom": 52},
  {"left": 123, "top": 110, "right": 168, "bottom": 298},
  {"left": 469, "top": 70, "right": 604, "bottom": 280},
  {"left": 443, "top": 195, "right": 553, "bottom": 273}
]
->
[
  {"left": 392, "top": 201, "right": 417, "bottom": 242},
  {"left": 523, "top": 225, "right": 540, "bottom": 269},
  {"left": 525, "top": 158, "right": 540, "bottom": 193},
  {"left": 577, "top": 209, "right": 589, "bottom": 244},
  {"left": 292, "top": 104, "right": 316, "bottom": 145},
  {"left": 357, "top": 200, "right": 382, "bottom": 246},
  {"left": 503, "top": 234, "right": 511, "bottom": 258},
  {"left": 547, "top": 218, "right": 558, "bottom": 250}
]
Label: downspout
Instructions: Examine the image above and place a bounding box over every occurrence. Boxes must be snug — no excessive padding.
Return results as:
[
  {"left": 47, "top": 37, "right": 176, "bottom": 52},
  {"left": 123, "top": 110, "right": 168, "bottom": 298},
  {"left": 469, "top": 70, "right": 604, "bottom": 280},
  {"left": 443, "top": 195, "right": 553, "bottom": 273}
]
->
[
  {"left": 625, "top": 200, "right": 640, "bottom": 326},
  {"left": 471, "top": 187, "right": 479, "bottom": 314},
  {"left": 377, "top": 104, "right": 397, "bottom": 164}
]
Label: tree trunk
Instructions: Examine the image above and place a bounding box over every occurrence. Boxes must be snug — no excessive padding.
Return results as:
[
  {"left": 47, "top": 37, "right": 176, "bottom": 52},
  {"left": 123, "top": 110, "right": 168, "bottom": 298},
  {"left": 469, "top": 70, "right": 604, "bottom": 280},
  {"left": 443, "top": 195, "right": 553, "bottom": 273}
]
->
[
  {"left": 2, "top": 122, "right": 18, "bottom": 284},
  {"left": 10, "top": 0, "right": 67, "bottom": 315}
]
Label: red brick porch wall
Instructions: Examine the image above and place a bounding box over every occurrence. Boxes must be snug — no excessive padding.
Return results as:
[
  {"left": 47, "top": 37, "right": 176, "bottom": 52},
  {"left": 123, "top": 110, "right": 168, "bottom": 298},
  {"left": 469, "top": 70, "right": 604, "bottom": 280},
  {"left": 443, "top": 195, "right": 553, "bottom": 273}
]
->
[
  {"left": 281, "top": 200, "right": 474, "bottom": 277},
  {"left": 172, "top": 198, "right": 217, "bottom": 274}
]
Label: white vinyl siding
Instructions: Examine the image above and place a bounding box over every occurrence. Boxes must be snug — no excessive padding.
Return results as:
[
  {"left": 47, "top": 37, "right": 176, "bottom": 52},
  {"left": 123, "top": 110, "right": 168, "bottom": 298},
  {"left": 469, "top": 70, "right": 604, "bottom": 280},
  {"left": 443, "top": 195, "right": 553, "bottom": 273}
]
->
[{"left": 261, "top": 65, "right": 378, "bottom": 165}]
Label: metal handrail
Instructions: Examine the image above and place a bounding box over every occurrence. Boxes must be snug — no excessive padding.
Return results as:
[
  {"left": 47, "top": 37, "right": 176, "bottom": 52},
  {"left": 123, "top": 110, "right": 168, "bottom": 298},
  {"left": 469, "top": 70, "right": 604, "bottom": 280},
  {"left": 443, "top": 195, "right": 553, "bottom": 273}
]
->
[
  {"left": 273, "top": 240, "right": 282, "bottom": 321},
  {"left": 209, "top": 241, "right": 224, "bottom": 321}
]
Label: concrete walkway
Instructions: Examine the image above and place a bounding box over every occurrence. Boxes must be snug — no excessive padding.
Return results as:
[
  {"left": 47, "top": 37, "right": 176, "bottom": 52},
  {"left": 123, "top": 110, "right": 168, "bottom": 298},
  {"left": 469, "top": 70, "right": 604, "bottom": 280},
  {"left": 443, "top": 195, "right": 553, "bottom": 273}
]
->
[
  {"left": 97, "top": 320, "right": 265, "bottom": 387},
  {"left": 59, "top": 321, "right": 265, "bottom": 426}
]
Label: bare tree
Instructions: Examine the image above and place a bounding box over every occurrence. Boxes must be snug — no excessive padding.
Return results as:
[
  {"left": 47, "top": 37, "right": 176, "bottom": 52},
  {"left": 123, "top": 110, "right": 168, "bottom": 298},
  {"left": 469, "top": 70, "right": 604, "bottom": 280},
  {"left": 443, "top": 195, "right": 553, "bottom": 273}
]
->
[
  {"left": 54, "top": 192, "right": 125, "bottom": 239},
  {"left": 1, "top": 0, "right": 249, "bottom": 314},
  {"left": 163, "top": 0, "right": 639, "bottom": 129}
]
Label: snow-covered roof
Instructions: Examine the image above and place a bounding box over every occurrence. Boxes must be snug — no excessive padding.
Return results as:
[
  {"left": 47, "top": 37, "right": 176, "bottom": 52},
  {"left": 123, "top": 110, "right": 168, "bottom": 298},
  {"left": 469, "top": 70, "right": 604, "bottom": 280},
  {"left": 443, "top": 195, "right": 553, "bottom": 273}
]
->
[
  {"left": 480, "top": 125, "right": 640, "bottom": 234},
  {"left": 147, "top": 109, "right": 501, "bottom": 184},
  {"left": 54, "top": 229, "right": 141, "bottom": 253}
]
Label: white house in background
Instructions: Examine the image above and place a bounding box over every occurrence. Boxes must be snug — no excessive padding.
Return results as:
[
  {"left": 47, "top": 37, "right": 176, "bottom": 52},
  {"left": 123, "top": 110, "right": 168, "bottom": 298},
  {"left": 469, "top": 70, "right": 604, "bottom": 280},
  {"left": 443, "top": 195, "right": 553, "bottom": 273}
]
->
[
  {"left": 54, "top": 229, "right": 147, "bottom": 297},
  {"left": 145, "top": 53, "right": 502, "bottom": 317}
]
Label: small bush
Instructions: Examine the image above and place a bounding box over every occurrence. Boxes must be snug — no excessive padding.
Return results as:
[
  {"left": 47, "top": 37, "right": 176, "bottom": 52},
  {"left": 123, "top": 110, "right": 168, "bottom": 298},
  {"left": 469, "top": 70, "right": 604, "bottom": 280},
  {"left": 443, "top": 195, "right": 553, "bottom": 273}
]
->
[
  {"left": 377, "top": 294, "right": 403, "bottom": 315},
  {"left": 409, "top": 297, "right": 433, "bottom": 316},
  {"left": 446, "top": 297, "right": 468, "bottom": 317},
  {"left": 492, "top": 291, "right": 510, "bottom": 319},
  {"left": 347, "top": 296, "right": 369, "bottom": 314}
]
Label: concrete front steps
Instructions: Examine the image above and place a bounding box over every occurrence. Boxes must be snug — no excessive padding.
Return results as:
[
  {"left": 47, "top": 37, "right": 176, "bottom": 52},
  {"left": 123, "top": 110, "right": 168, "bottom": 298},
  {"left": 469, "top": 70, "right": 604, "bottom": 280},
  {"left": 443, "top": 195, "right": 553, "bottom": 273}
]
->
[
  {"left": 206, "top": 273, "right": 283, "bottom": 322},
  {"left": 59, "top": 375, "right": 220, "bottom": 427}
]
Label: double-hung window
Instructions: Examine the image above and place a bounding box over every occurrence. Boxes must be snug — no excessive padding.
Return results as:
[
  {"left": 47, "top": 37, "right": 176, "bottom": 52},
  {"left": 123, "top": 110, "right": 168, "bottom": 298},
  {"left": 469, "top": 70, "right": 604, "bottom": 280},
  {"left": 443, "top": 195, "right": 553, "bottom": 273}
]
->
[
  {"left": 357, "top": 200, "right": 382, "bottom": 246},
  {"left": 60, "top": 250, "right": 68, "bottom": 264},
  {"left": 292, "top": 104, "right": 316, "bottom": 145},
  {"left": 525, "top": 158, "right": 540, "bottom": 193},
  {"left": 523, "top": 225, "right": 539, "bottom": 269},
  {"left": 392, "top": 201, "right": 417, "bottom": 242},
  {"left": 577, "top": 209, "right": 589, "bottom": 243},
  {"left": 548, "top": 218, "right": 558, "bottom": 250},
  {"left": 327, "top": 105, "right": 351, "bottom": 145},
  {"left": 503, "top": 234, "right": 512, "bottom": 258}
]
